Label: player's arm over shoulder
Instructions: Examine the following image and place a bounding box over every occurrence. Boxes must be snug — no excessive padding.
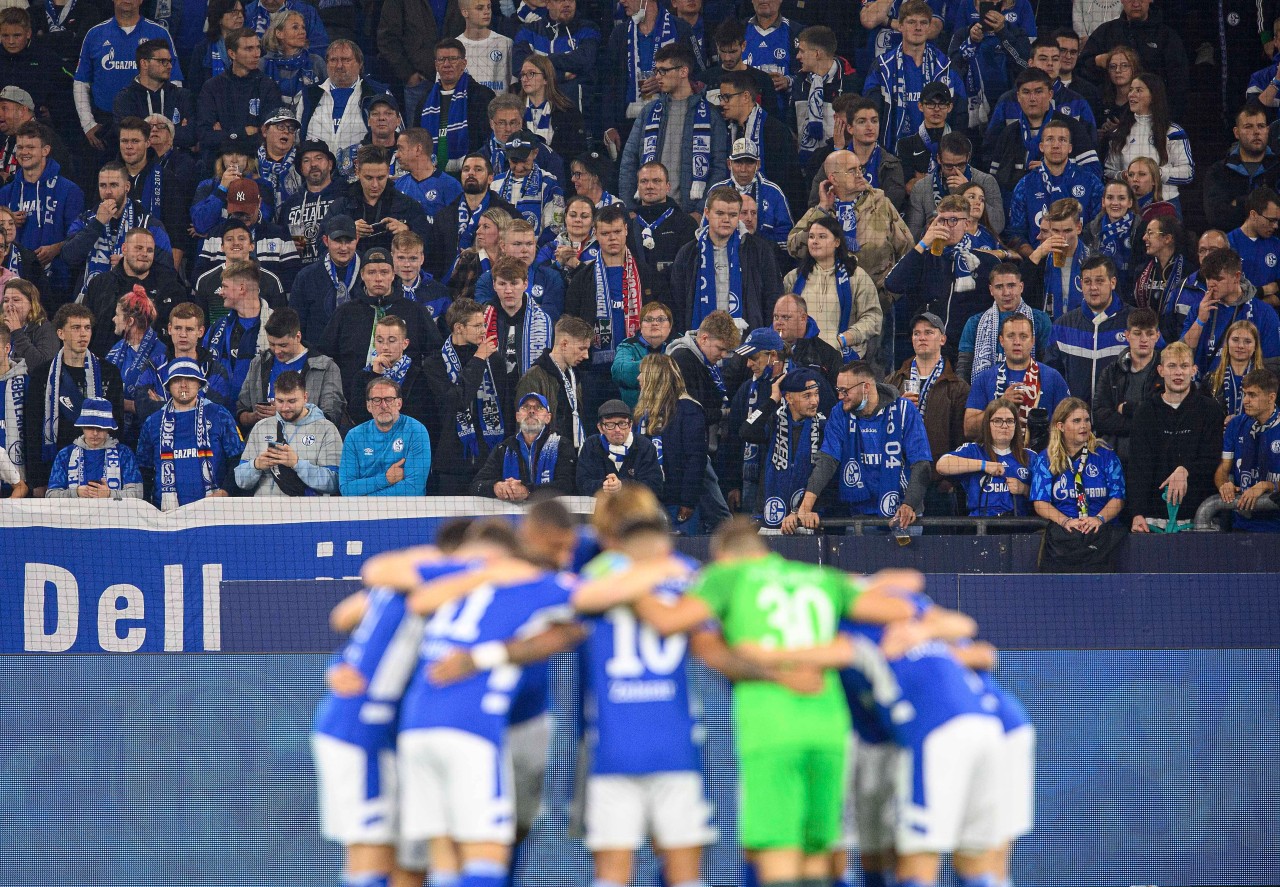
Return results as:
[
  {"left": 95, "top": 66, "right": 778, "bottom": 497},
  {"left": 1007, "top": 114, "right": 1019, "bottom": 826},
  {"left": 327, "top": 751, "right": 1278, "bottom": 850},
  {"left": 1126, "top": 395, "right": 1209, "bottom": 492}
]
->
[
  {"left": 631, "top": 563, "right": 726, "bottom": 637},
  {"left": 845, "top": 567, "right": 927, "bottom": 623}
]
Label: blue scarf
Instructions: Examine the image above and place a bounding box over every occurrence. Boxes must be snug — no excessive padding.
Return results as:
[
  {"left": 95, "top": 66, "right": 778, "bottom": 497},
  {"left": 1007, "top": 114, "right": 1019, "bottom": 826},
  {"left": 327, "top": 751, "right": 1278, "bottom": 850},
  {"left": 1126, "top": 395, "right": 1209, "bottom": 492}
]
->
[
  {"left": 66, "top": 438, "right": 124, "bottom": 491},
  {"left": 80, "top": 202, "right": 141, "bottom": 297},
  {"left": 734, "top": 106, "right": 766, "bottom": 173},
  {"left": 157, "top": 398, "right": 215, "bottom": 511},
  {"left": 525, "top": 99, "right": 553, "bottom": 144},
  {"left": 456, "top": 192, "right": 490, "bottom": 250},
  {"left": 1098, "top": 211, "right": 1135, "bottom": 275},
  {"left": 699, "top": 343, "right": 727, "bottom": 410},
  {"left": 1043, "top": 244, "right": 1085, "bottom": 318},
  {"left": 107, "top": 328, "right": 164, "bottom": 402},
  {"left": 485, "top": 301, "right": 552, "bottom": 375},
  {"left": 442, "top": 337, "right": 504, "bottom": 459},
  {"left": 381, "top": 354, "right": 411, "bottom": 385},
  {"left": 499, "top": 165, "right": 550, "bottom": 230},
  {"left": 832, "top": 198, "right": 859, "bottom": 251},
  {"left": 909, "top": 357, "right": 945, "bottom": 415},
  {"left": 42, "top": 351, "right": 101, "bottom": 462},
  {"left": 930, "top": 159, "right": 971, "bottom": 206},
  {"left": 762, "top": 403, "right": 824, "bottom": 527},
  {"left": 263, "top": 51, "right": 322, "bottom": 100},
  {"left": 880, "top": 46, "right": 950, "bottom": 149},
  {"left": 837, "top": 399, "right": 910, "bottom": 515},
  {"left": 487, "top": 134, "right": 509, "bottom": 177},
  {"left": 1236, "top": 407, "right": 1280, "bottom": 489},
  {"left": 863, "top": 145, "right": 883, "bottom": 188},
  {"left": 1201, "top": 297, "right": 1262, "bottom": 370},
  {"left": 206, "top": 39, "right": 227, "bottom": 79},
  {"left": 44, "top": 0, "right": 78, "bottom": 33},
  {"left": 693, "top": 228, "right": 742, "bottom": 327},
  {"left": 795, "top": 262, "right": 856, "bottom": 358},
  {"left": 944, "top": 232, "right": 980, "bottom": 295},
  {"left": 1220, "top": 361, "right": 1252, "bottom": 416},
  {"left": 137, "top": 163, "right": 164, "bottom": 216},
  {"left": 741, "top": 368, "right": 772, "bottom": 485},
  {"left": 972, "top": 301, "right": 1035, "bottom": 378},
  {"left": 628, "top": 9, "right": 678, "bottom": 105},
  {"left": 420, "top": 72, "right": 472, "bottom": 162},
  {"left": 325, "top": 255, "right": 358, "bottom": 309},
  {"left": 641, "top": 95, "right": 714, "bottom": 201},
  {"left": 503, "top": 431, "right": 562, "bottom": 485},
  {"left": 800, "top": 62, "right": 837, "bottom": 160},
  {"left": 1, "top": 370, "right": 25, "bottom": 475},
  {"left": 257, "top": 144, "right": 300, "bottom": 203},
  {"left": 1016, "top": 108, "right": 1044, "bottom": 162}
]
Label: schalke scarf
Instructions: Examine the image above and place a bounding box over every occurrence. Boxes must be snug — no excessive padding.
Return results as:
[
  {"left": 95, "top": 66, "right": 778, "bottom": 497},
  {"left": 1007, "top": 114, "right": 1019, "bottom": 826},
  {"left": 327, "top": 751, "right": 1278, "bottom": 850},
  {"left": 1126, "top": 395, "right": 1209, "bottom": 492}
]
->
[
  {"left": 483, "top": 302, "right": 551, "bottom": 375},
  {"left": 1098, "top": 211, "right": 1135, "bottom": 275},
  {"left": 487, "top": 134, "right": 509, "bottom": 178},
  {"left": 763, "top": 403, "right": 824, "bottom": 527},
  {"left": 381, "top": 354, "right": 411, "bottom": 385},
  {"left": 1202, "top": 298, "right": 1263, "bottom": 369},
  {"left": 263, "top": 51, "right": 322, "bottom": 101},
  {"left": 325, "top": 255, "right": 359, "bottom": 309},
  {"left": 66, "top": 439, "right": 123, "bottom": 491},
  {"left": 641, "top": 96, "right": 713, "bottom": 201},
  {"left": 1016, "top": 108, "right": 1044, "bottom": 163},
  {"left": 525, "top": 99, "right": 554, "bottom": 145},
  {"left": 206, "top": 308, "right": 268, "bottom": 368},
  {"left": 1134, "top": 253, "right": 1186, "bottom": 318},
  {"left": 106, "top": 327, "right": 164, "bottom": 401},
  {"left": 135, "top": 163, "right": 164, "bottom": 216},
  {"left": 1043, "top": 244, "right": 1085, "bottom": 318},
  {"left": 944, "top": 232, "right": 979, "bottom": 293},
  {"left": 1221, "top": 361, "right": 1253, "bottom": 416},
  {"left": 880, "top": 46, "right": 950, "bottom": 148},
  {"left": 972, "top": 301, "right": 1035, "bottom": 378},
  {"left": 591, "top": 252, "right": 642, "bottom": 351},
  {"left": 503, "top": 431, "right": 562, "bottom": 486},
  {"left": 456, "top": 192, "right": 490, "bottom": 250},
  {"left": 734, "top": 106, "right": 766, "bottom": 171},
  {"left": 832, "top": 198, "right": 859, "bottom": 251},
  {"left": 1, "top": 369, "right": 25, "bottom": 475},
  {"left": 994, "top": 360, "right": 1041, "bottom": 425},
  {"left": 157, "top": 397, "right": 215, "bottom": 511},
  {"left": 863, "top": 145, "right": 883, "bottom": 188},
  {"left": 420, "top": 73, "right": 472, "bottom": 163},
  {"left": 741, "top": 368, "right": 773, "bottom": 484},
  {"left": 499, "top": 166, "right": 551, "bottom": 230},
  {"left": 44, "top": 0, "right": 78, "bottom": 33},
  {"left": 43, "top": 351, "right": 101, "bottom": 462},
  {"left": 693, "top": 228, "right": 742, "bottom": 327},
  {"left": 552, "top": 360, "right": 584, "bottom": 448},
  {"left": 909, "top": 357, "right": 945, "bottom": 416},
  {"left": 1237, "top": 407, "right": 1280, "bottom": 489},
  {"left": 81, "top": 202, "right": 141, "bottom": 295},
  {"left": 930, "top": 158, "right": 970, "bottom": 206},
  {"left": 799, "top": 61, "right": 838, "bottom": 160},
  {"left": 956, "top": 35, "right": 989, "bottom": 127},
  {"left": 257, "top": 144, "right": 300, "bottom": 203},
  {"left": 628, "top": 9, "right": 678, "bottom": 106},
  {"left": 795, "top": 262, "right": 856, "bottom": 357},
  {"left": 442, "top": 337, "right": 504, "bottom": 459}
]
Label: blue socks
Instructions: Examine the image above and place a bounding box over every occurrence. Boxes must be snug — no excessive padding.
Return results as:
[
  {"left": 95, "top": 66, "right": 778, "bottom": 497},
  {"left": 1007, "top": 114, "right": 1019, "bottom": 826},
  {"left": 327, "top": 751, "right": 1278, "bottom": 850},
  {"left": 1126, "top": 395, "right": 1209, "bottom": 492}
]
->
[
  {"left": 863, "top": 872, "right": 893, "bottom": 887},
  {"left": 341, "top": 875, "right": 389, "bottom": 887},
  {"left": 957, "top": 876, "right": 1002, "bottom": 887},
  {"left": 459, "top": 860, "right": 509, "bottom": 887},
  {"left": 430, "top": 873, "right": 461, "bottom": 887}
]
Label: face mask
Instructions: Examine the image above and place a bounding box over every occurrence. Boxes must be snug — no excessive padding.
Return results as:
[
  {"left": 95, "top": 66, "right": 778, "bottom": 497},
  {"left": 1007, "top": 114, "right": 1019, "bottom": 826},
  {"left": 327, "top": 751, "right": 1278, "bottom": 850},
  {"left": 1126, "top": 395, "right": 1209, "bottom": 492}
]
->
[{"left": 631, "top": 0, "right": 647, "bottom": 24}]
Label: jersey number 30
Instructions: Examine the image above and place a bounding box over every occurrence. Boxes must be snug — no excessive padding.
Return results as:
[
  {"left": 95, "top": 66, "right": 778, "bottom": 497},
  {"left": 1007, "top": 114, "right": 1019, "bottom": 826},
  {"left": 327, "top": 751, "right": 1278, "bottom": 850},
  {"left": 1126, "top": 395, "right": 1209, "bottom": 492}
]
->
[{"left": 756, "top": 584, "right": 836, "bottom": 649}]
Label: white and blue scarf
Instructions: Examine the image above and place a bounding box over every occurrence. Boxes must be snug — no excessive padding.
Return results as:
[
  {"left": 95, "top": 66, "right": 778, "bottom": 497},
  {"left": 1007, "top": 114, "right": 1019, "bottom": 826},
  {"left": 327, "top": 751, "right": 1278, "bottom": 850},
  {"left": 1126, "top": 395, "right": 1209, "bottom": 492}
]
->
[
  {"left": 1, "top": 369, "right": 25, "bottom": 476},
  {"left": 487, "top": 134, "right": 509, "bottom": 178},
  {"left": 1043, "top": 244, "right": 1085, "bottom": 318},
  {"left": 800, "top": 61, "right": 838, "bottom": 160},
  {"left": 734, "top": 106, "right": 766, "bottom": 171},
  {"left": 1097, "top": 211, "right": 1135, "bottom": 275},
  {"left": 66, "top": 438, "right": 123, "bottom": 491},
  {"left": 499, "top": 166, "right": 552, "bottom": 229},
  {"left": 107, "top": 327, "right": 164, "bottom": 402},
  {"left": 44, "top": 0, "right": 78, "bottom": 33},
  {"left": 628, "top": 8, "right": 678, "bottom": 106},
  {"left": 503, "top": 430, "right": 561, "bottom": 485},
  {"left": 693, "top": 228, "right": 742, "bottom": 327},
  {"left": 929, "top": 158, "right": 970, "bottom": 205},
  {"left": 420, "top": 73, "right": 472, "bottom": 163},
  {"left": 42, "top": 351, "right": 101, "bottom": 462},
  {"left": 795, "top": 261, "right": 857, "bottom": 358},
  {"left": 525, "top": 99, "right": 554, "bottom": 144},
  {"left": 381, "top": 354, "right": 411, "bottom": 385},
  {"left": 80, "top": 202, "right": 141, "bottom": 297},
  {"left": 484, "top": 301, "right": 552, "bottom": 375},
  {"left": 1220, "top": 361, "right": 1252, "bottom": 416},
  {"left": 257, "top": 144, "right": 301, "bottom": 203},
  {"left": 879, "top": 46, "right": 950, "bottom": 149},
  {"left": 325, "top": 254, "right": 358, "bottom": 309},
  {"left": 972, "top": 300, "right": 1035, "bottom": 378},
  {"left": 832, "top": 198, "right": 859, "bottom": 252},
  {"left": 157, "top": 397, "right": 215, "bottom": 511},
  {"left": 1236, "top": 407, "right": 1280, "bottom": 489},
  {"left": 641, "top": 95, "right": 714, "bottom": 201},
  {"left": 909, "top": 357, "right": 945, "bottom": 415},
  {"left": 442, "top": 337, "right": 504, "bottom": 459},
  {"left": 944, "top": 232, "right": 979, "bottom": 294},
  {"left": 456, "top": 192, "right": 490, "bottom": 249}
]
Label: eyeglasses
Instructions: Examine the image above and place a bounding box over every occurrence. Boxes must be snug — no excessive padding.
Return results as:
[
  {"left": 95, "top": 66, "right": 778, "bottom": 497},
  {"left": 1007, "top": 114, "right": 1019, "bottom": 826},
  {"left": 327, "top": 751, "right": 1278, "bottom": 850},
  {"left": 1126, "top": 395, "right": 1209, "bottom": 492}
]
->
[
  {"left": 1260, "top": 214, "right": 1280, "bottom": 225},
  {"left": 519, "top": 70, "right": 543, "bottom": 79},
  {"left": 147, "top": 56, "right": 174, "bottom": 64},
  {"left": 835, "top": 382, "right": 865, "bottom": 396},
  {"left": 990, "top": 417, "right": 1016, "bottom": 426},
  {"left": 436, "top": 55, "right": 465, "bottom": 64},
  {"left": 938, "top": 159, "right": 968, "bottom": 171},
  {"left": 653, "top": 65, "right": 684, "bottom": 75},
  {"left": 600, "top": 419, "right": 631, "bottom": 430},
  {"left": 1107, "top": 62, "right": 1132, "bottom": 71},
  {"left": 921, "top": 100, "right": 951, "bottom": 109},
  {"left": 641, "top": 315, "right": 670, "bottom": 323},
  {"left": 1058, "top": 46, "right": 1080, "bottom": 55},
  {"left": 718, "top": 90, "right": 746, "bottom": 102},
  {"left": 936, "top": 216, "right": 968, "bottom": 226},
  {"left": 367, "top": 396, "right": 401, "bottom": 405}
]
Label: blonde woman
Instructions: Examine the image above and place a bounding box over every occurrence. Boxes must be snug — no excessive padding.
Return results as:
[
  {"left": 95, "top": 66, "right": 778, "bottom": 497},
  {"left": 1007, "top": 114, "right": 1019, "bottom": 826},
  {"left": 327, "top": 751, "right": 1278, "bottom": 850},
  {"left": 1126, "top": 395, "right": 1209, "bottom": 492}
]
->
[
  {"left": 634, "top": 353, "right": 709, "bottom": 529},
  {"left": 1, "top": 278, "right": 57, "bottom": 369},
  {"left": 1031, "top": 397, "right": 1126, "bottom": 570},
  {"left": 1203, "top": 320, "right": 1263, "bottom": 417},
  {"left": 448, "top": 207, "right": 511, "bottom": 298},
  {"left": 261, "top": 10, "right": 326, "bottom": 113}
]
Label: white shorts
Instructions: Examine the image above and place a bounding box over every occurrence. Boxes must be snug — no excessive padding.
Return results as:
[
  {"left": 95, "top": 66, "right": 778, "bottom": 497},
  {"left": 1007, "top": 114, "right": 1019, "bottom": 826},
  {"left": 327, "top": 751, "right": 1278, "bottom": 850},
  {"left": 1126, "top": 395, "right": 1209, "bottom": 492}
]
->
[
  {"left": 843, "top": 737, "right": 901, "bottom": 854},
  {"left": 508, "top": 712, "right": 551, "bottom": 833},
  {"left": 998, "top": 724, "right": 1035, "bottom": 841},
  {"left": 311, "top": 733, "right": 398, "bottom": 846},
  {"left": 895, "top": 714, "right": 1006, "bottom": 855},
  {"left": 585, "top": 770, "right": 717, "bottom": 851},
  {"left": 398, "top": 727, "right": 515, "bottom": 844}
]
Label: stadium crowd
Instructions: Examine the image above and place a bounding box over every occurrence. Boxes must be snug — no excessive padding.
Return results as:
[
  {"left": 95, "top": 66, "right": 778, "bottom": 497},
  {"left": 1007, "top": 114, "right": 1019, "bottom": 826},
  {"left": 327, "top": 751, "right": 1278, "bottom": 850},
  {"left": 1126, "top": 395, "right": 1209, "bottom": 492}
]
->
[{"left": 0, "top": 0, "right": 1275, "bottom": 542}]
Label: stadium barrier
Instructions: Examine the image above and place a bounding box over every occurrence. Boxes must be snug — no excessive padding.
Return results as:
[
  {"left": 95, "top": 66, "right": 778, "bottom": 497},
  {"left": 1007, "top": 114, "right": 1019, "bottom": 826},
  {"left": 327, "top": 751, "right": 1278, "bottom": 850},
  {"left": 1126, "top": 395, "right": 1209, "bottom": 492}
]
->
[{"left": 1, "top": 502, "right": 1276, "bottom": 886}]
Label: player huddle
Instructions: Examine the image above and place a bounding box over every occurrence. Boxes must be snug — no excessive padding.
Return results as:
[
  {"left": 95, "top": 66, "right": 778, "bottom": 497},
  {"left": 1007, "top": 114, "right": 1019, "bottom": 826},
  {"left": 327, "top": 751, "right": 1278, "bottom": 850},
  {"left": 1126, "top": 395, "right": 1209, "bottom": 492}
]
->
[{"left": 310, "top": 486, "right": 1034, "bottom": 887}]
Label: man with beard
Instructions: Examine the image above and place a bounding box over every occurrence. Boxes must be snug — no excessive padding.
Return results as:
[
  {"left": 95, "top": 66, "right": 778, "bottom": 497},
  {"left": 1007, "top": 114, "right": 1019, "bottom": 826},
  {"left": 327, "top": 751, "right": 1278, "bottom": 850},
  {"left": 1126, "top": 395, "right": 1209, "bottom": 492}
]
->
[
  {"left": 394, "top": 127, "right": 464, "bottom": 221},
  {"left": 278, "top": 140, "right": 343, "bottom": 266},
  {"left": 116, "top": 116, "right": 190, "bottom": 268},
  {"left": 84, "top": 227, "right": 188, "bottom": 357},
  {"left": 112, "top": 38, "right": 196, "bottom": 152},
  {"left": 322, "top": 145, "right": 430, "bottom": 253},
  {"left": 234, "top": 368, "right": 342, "bottom": 496},
  {"left": 426, "top": 152, "right": 517, "bottom": 278},
  {"left": 472, "top": 390, "right": 577, "bottom": 498}
]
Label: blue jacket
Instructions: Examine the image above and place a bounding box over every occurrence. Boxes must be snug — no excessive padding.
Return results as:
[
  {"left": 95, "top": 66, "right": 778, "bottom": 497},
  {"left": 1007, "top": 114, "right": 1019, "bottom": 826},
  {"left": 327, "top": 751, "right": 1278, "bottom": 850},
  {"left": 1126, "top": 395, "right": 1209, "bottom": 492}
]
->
[
  {"left": 641, "top": 397, "right": 706, "bottom": 509},
  {"left": 339, "top": 415, "right": 432, "bottom": 496},
  {"left": 1051, "top": 295, "right": 1131, "bottom": 404},
  {"left": 512, "top": 16, "right": 601, "bottom": 109},
  {"left": 704, "top": 175, "right": 792, "bottom": 246},
  {"left": 0, "top": 159, "right": 84, "bottom": 291},
  {"left": 987, "top": 81, "right": 1098, "bottom": 151},
  {"left": 190, "top": 176, "right": 278, "bottom": 237}
]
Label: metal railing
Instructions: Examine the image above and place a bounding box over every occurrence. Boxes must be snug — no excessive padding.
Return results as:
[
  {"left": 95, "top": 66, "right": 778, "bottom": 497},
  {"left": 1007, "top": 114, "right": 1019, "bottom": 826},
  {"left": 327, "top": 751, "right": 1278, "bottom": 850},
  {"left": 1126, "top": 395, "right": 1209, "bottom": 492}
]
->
[{"left": 803, "top": 515, "right": 1050, "bottom": 536}]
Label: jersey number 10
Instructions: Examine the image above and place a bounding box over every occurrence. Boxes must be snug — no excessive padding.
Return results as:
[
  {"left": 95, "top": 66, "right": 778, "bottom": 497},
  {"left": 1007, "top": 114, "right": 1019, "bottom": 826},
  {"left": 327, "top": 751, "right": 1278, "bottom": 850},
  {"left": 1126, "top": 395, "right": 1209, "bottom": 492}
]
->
[{"left": 605, "top": 608, "right": 687, "bottom": 678}]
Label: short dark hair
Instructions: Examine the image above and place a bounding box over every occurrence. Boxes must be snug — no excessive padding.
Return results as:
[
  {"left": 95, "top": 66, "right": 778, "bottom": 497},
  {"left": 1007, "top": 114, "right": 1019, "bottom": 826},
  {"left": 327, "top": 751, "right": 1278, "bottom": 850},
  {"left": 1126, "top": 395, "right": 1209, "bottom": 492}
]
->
[
  {"left": 434, "top": 37, "right": 466, "bottom": 56},
  {"left": 1127, "top": 307, "right": 1158, "bottom": 331},
  {"left": 839, "top": 359, "right": 876, "bottom": 380},
  {"left": 990, "top": 261, "right": 1022, "bottom": 281},
  {"left": 838, "top": 95, "right": 879, "bottom": 122},
  {"left": 1051, "top": 27, "right": 1081, "bottom": 43},
  {"left": 1200, "top": 247, "right": 1243, "bottom": 280},
  {"left": 1246, "top": 186, "right": 1280, "bottom": 217},
  {"left": 14, "top": 122, "right": 53, "bottom": 147},
  {"left": 446, "top": 297, "right": 484, "bottom": 331},
  {"left": 1041, "top": 117, "right": 1073, "bottom": 141},
  {"left": 398, "top": 127, "right": 434, "bottom": 154},
  {"left": 594, "top": 204, "right": 629, "bottom": 228},
  {"left": 135, "top": 37, "right": 171, "bottom": 66},
  {"left": 274, "top": 370, "right": 306, "bottom": 395},
  {"left": 654, "top": 42, "right": 694, "bottom": 71},
  {"left": 721, "top": 69, "right": 758, "bottom": 98},
  {"left": 1030, "top": 36, "right": 1061, "bottom": 54},
  {"left": 798, "top": 25, "right": 836, "bottom": 57},
  {"left": 225, "top": 27, "right": 258, "bottom": 53},
  {"left": 356, "top": 144, "right": 390, "bottom": 168},
  {"left": 938, "top": 132, "right": 972, "bottom": 159},
  {"left": 713, "top": 17, "right": 746, "bottom": 46},
  {"left": 169, "top": 302, "right": 206, "bottom": 326},
  {"left": 1236, "top": 100, "right": 1269, "bottom": 126},
  {"left": 53, "top": 303, "right": 93, "bottom": 330},
  {"left": 1015, "top": 68, "right": 1053, "bottom": 90},
  {"left": 265, "top": 306, "right": 301, "bottom": 338},
  {"left": 1000, "top": 313, "right": 1034, "bottom": 336},
  {"left": 1081, "top": 255, "right": 1117, "bottom": 278},
  {"left": 462, "top": 151, "right": 493, "bottom": 175},
  {"left": 705, "top": 185, "right": 743, "bottom": 209},
  {"left": 555, "top": 314, "right": 595, "bottom": 342},
  {"left": 117, "top": 115, "right": 149, "bottom": 138},
  {"left": 1243, "top": 367, "right": 1279, "bottom": 396}
]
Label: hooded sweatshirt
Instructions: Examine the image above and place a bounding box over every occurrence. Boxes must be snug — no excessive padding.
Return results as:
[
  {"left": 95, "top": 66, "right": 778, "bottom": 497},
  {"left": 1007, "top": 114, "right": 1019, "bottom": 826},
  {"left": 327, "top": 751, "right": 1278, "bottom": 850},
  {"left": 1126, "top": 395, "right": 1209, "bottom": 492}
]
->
[
  {"left": 234, "top": 404, "right": 343, "bottom": 495},
  {"left": 46, "top": 433, "right": 144, "bottom": 498}
]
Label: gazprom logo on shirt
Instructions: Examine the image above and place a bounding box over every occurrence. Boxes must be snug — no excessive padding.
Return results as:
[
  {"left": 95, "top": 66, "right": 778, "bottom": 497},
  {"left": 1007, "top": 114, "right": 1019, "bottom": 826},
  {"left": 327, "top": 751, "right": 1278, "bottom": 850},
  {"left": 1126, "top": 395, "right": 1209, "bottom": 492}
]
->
[{"left": 100, "top": 46, "right": 136, "bottom": 72}]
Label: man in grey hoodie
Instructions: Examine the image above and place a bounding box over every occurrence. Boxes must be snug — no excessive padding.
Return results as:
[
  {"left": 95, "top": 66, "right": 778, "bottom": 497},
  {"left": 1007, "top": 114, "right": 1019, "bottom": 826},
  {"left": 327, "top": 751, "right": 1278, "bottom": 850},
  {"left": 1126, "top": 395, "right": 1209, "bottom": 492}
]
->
[{"left": 234, "top": 370, "right": 342, "bottom": 496}]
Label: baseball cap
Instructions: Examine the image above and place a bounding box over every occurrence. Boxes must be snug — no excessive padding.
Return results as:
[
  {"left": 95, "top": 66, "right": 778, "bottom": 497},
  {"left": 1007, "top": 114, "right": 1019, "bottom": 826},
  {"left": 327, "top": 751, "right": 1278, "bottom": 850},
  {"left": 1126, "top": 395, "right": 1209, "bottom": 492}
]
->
[
  {"left": 911, "top": 311, "right": 946, "bottom": 333},
  {"left": 225, "top": 178, "right": 261, "bottom": 215},
  {"left": 323, "top": 214, "right": 357, "bottom": 240},
  {"left": 362, "top": 246, "right": 393, "bottom": 266},
  {"left": 503, "top": 130, "right": 539, "bottom": 160},
  {"left": 920, "top": 82, "right": 954, "bottom": 104},
  {"left": 75, "top": 397, "right": 118, "bottom": 431},
  {"left": 729, "top": 138, "right": 759, "bottom": 161},
  {"left": 164, "top": 358, "right": 207, "bottom": 387},
  {"left": 0, "top": 86, "right": 34, "bottom": 111},
  {"left": 779, "top": 368, "right": 822, "bottom": 393},
  {"left": 734, "top": 327, "right": 785, "bottom": 356},
  {"left": 518, "top": 392, "right": 550, "bottom": 411},
  {"left": 263, "top": 107, "right": 301, "bottom": 129},
  {"left": 597, "top": 399, "right": 632, "bottom": 420},
  {"left": 363, "top": 92, "right": 401, "bottom": 115},
  {"left": 296, "top": 139, "right": 337, "bottom": 173}
]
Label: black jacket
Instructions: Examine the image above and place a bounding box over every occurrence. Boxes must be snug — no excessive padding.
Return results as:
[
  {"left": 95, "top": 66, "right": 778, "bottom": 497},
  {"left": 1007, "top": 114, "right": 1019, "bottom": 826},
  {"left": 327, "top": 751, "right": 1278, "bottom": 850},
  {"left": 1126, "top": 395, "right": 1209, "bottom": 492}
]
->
[
  {"left": 323, "top": 181, "right": 432, "bottom": 253},
  {"left": 84, "top": 262, "right": 192, "bottom": 357},
  {"left": 731, "top": 110, "right": 804, "bottom": 213},
  {"left": 629, "top": 199, "right": 698, "bottom": 303},
  {"left": 564, "top": 255, "right": 661, "bottom": 334},
  {"left": 1202, "top": 147, "right": 1280, "bottom": 234},
  {"left": 316, "top": 282, "right": 443, "bottom": 406},
  {"left": 669, "top": 232, "right": 782, "bottom": 333},
  {"left": 196, "top": 69, "right": 283, "bottom": 166},
  {"left": 576, "top": 431, "right": 664, "bottom": 496},
  {"left": 112, "top": 79, "right": 198, "bottom": 150},
  {"left": 409, "top": 78, "right": 497, "bottom": 168},
  {"left": 1092, "top": 347, "right": 1161, "bottom": 460},
  {"left": 23, "top": 355, "right": 124, "bottom": 487},
  {"left": 0, "top": 244, "right": 46, "bottom": 294},
  {"left": 472, "top": 427, "right": 578, "bottom": 496},
  {"left": 1079, "top": 11, "right": 1190, "bottom": 117},
  {"left": 422, "top": 339, "right": 510, "bottom": 494},
  {"left": 985, "top": 112, "right": 1095, "bottom": 197},
  {"left": 425, "top": 193, "right": 519, "bottom": 278},
  {"left": 1127, "top": 391, "right": 1224, "bottom": 518}
]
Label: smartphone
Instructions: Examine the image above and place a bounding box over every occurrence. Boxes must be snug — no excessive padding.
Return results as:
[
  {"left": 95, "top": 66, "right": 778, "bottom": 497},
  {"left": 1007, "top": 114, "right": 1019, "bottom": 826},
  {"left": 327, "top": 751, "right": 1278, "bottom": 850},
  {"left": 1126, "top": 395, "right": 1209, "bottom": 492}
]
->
[{"left": 979, "top": 0, "right": 1000, "bottom": 17}]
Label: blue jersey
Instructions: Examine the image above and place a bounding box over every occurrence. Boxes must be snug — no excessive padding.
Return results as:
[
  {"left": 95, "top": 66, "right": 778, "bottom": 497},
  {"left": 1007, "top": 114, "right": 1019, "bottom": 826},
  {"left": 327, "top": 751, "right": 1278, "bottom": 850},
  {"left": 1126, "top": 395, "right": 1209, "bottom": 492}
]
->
[
  {"left": 820, "top": 396, "right": 932, "bottom": 517},
  {"left": 1029, "top": 443, "right": 1125, "bottom": 520},
  {"left": 1227, "top": 228, "right": 1280, "bottom": 291},
  {"left": 136, "top": 401, "right": 244, "bottom": 507},
  {"left": 837, "top": 618, "right": 893, "bottom": 745},
  {"left": 846, "top": 602, "right": 989, "bottom": 748},
  {"left": 313, "top": 587, "right": 425, "bottom": 749},
  {"left": 397, "top": 172, "right": 464, "bottom": 219},
  {"left": 742, "top": 17, "right": 796, "bottom": 112},
  {"left": 399, "top": 572, "right": 576, "bottom": 742},
  {"left": 974, "top": 669, "right": 1031, "bottom": 733},
  {"left": 966, "top": 362, "right": 1071, "bottom": 419},
  {"left": 75, "top": 18, "right": 184, "bottom": 114},
  {"left": 707, "top": 174, "right": 792, "bottom": 246},
  {"left": 945, "top": 442, "right": 1035, "bottom": 517},
  {"left": 1007, "top": 163, "right": 1103, "bottom": 245},
  {"left": 1223, "top": 408, "right": 1280, "bottom": 531},
  {"left": 580, "top": 552, "right": 701, "bottom": 775}
]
